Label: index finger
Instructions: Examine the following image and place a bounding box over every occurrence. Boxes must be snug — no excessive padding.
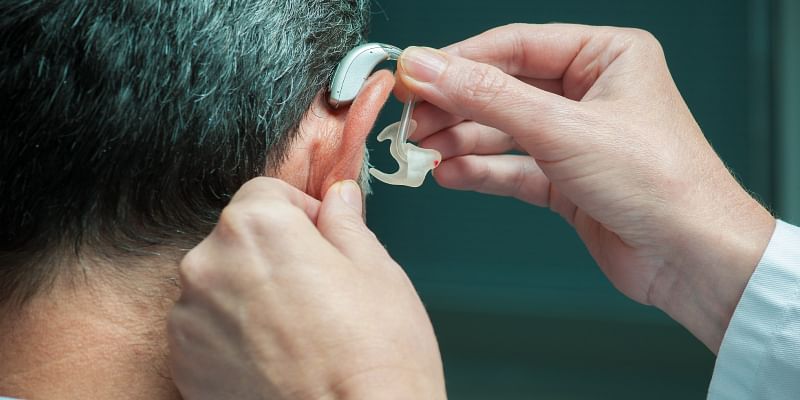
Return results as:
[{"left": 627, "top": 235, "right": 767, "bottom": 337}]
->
[
  {"left": 230, "top": 177, "right": 322, "bottom": 224},
  {"left": 442, "top": 23, "right": 595, "bottom": 80},
  {"left": 400, "top": 23, "right": 597, "bottom": 142}
]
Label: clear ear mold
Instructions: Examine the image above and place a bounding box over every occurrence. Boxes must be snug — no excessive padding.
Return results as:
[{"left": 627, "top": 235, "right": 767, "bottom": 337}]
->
[
  {"left": 369, "top": 119, "right": 441, "bottom": 187},
  {"left": 368, "top": 99, "right": 441, "bottom": 187}
]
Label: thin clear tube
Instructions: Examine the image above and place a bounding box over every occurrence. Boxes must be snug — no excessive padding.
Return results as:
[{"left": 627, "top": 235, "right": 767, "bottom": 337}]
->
[{"left": 393, "top": 96, "right": 416, "bottom": 162}]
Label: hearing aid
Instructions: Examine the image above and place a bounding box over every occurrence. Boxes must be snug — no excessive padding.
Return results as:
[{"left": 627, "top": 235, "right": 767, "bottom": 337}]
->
[
  {"left": 328, "top": 43, "right": 402, "bottom": 108},
  {"left": 328, "top": 43, "right": 441, "bottom": 188}
]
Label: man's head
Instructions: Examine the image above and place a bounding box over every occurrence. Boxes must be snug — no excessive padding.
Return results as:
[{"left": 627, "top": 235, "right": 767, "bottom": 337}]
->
[{"left": 0, "top": 0, "right": 392, "bottom": 308}]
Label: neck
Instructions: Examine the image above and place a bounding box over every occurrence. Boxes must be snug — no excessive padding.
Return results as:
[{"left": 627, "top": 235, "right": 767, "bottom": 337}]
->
[{"left": 0, "top": 267, "right": 182, "bottom": 400}]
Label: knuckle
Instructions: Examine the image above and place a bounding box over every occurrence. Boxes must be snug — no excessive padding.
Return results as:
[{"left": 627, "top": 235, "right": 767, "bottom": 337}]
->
[
  {"left": 240, "top": 176, "right": 278, "bottom": 192},
  {"left": 624, "top": 28, "right": 664, "bottom": 53},
  {"left": 178, "top": 248, "right": 214, "bottom": 291},
  {"left": 232, "top": 176, "right": 277, "bottom": 201},
  {"left": 216, "top": 201, "right": 300, "bottom": 239},
  {"left": 257, "top": 203, "right": 305, "bottom": 229},
  {"left": 495, "top": 22, "right": 528, "bottom": 35},
  {"left": 215, "top": 205, "right": 248, "bottom": 238},
  {"left": 511, "top": 160, "right": 530, "bottom": 198},
  {"left": 323, "top": 211, "right": 376, "bottom": 241},
  {"left": 458, "top": 63, "right": 507, "bottom": 115},
  {"left": 627, "top": 28, "right": 656, "bottom": 43},
  {"left": 472, "top": 157, "right": 492, "bottom": 191}
]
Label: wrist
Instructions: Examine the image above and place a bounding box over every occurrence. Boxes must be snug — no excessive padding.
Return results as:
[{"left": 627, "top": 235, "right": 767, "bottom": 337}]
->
[{"left": 649, "top": 188, "right": 775, "bottom": 353}]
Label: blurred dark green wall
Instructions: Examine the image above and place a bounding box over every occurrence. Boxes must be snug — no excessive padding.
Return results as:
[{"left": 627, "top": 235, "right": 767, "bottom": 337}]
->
[{"left": 364, "top": 1, "right": 773, "bottom": 398}]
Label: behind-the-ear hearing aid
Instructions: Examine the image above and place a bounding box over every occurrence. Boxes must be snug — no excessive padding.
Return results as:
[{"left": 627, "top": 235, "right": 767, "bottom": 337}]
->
[
  {"left": 328, "top": 43, "right": 441, "bottom": 188},
  {"left": 329, "top": 43, "right": 402, "bottom": 108}
]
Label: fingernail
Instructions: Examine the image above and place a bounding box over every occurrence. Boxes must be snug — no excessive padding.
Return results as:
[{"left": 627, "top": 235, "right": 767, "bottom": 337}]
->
[
  {"left": 400, "top": 46, "right": 447, "bottom": 83},
  {"left": 338, "top": 180, "right": 363, "bottom": 213}
]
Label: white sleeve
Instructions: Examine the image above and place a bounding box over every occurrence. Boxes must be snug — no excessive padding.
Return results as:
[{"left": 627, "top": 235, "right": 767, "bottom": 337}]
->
[{"left": 707, "top": 220, "right": 800, "bottom": 400}]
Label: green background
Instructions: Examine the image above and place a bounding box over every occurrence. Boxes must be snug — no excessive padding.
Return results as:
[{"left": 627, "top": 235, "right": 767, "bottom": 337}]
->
[{"left": 364, "top": 1, "right": 776, "bottom": 398}]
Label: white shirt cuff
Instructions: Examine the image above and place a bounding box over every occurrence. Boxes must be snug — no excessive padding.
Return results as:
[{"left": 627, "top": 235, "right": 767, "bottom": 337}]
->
[{"left": 707, "top": 220, "right": 800, "bottom": 399}]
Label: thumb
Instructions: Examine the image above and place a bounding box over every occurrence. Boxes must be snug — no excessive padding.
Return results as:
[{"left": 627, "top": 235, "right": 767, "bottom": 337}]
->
[
  {"left": 398, "top": 46, "right": 585, "bottom": 160},
  {"left": 316, "top": 180, "right": 383, "bottom": 262}
]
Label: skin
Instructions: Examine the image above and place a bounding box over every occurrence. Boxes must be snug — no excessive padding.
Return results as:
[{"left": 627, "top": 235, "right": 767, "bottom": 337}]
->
[
  {"left": 0, "top": 273, "right": 182, "bottom": 399},
  {"left": 168, "top": 179, "right": 445, "bottom": 400},
  {"left": 168, "top": 70, "right": 447, "bottom": 400},
  {"left": 395, "top": 23, "right": 775, "bottom": 352},
  {"left": 1, "top": 70, "right": 446, "bottom": 399},
  {"left": 168, "top": 22, "right": 776, "bottom": 399}
]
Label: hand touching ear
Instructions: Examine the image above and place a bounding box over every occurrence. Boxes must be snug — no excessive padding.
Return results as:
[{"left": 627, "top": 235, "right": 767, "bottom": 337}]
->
[{"left": 167, "top": 177, "right": 446, "bottom": 400}]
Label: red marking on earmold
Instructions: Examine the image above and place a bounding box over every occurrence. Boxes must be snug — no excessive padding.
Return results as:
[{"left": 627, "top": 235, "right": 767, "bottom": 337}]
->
[{"left": 433, "top": 160, "right": 440, "bottom": 167}]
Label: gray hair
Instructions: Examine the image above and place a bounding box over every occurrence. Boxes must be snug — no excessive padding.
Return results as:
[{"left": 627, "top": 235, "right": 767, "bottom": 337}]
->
[{"left": 0, "top": 0, "right": 371, "bottom": 307}]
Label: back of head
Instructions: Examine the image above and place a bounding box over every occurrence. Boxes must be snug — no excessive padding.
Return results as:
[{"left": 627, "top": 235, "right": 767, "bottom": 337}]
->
[{"left": 0, "top": 0, "right": 370, "bottom": 307}]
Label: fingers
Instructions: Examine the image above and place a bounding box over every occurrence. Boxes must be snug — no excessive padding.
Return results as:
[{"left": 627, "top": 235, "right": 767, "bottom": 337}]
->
[
  {"left": 316, "top": 180, "right": 387, "bottom": 264},
  {"left": 180, "top": 178, "right": 328, "bottom": 292},
  {"left": 442, "top": 23, "right": 594, "bottom": 80},
  {"left": 407, "top": 100, "right": 465, "bottom": 142},
  {"left": 419, "top": 121, "right": 521, "bottom": 160},
  {"left": 398, "top": 46, "right": 582, "bottom": 161},
  {"left": 434, "top": 155, "right": 551, "bottom": 207},
  {"left": 441, "top": 23, "right": 664, "bottom": 101},
  {"left": 518, "top": 77, "right": 564, "bottom": 96},
  {"left": 407, "top": 79, "right": 564, "bottom": 143},
  {"left": 213, "top": 177, "right": 326, "bottom": 254},
  {"left": 229, "top": 177, "right": 321, "bottom": 224}
]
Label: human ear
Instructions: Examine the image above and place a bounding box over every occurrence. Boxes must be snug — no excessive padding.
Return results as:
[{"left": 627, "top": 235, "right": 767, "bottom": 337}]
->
[{"left": 288, "top": 69, "right": 395, "bottom": 200}]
